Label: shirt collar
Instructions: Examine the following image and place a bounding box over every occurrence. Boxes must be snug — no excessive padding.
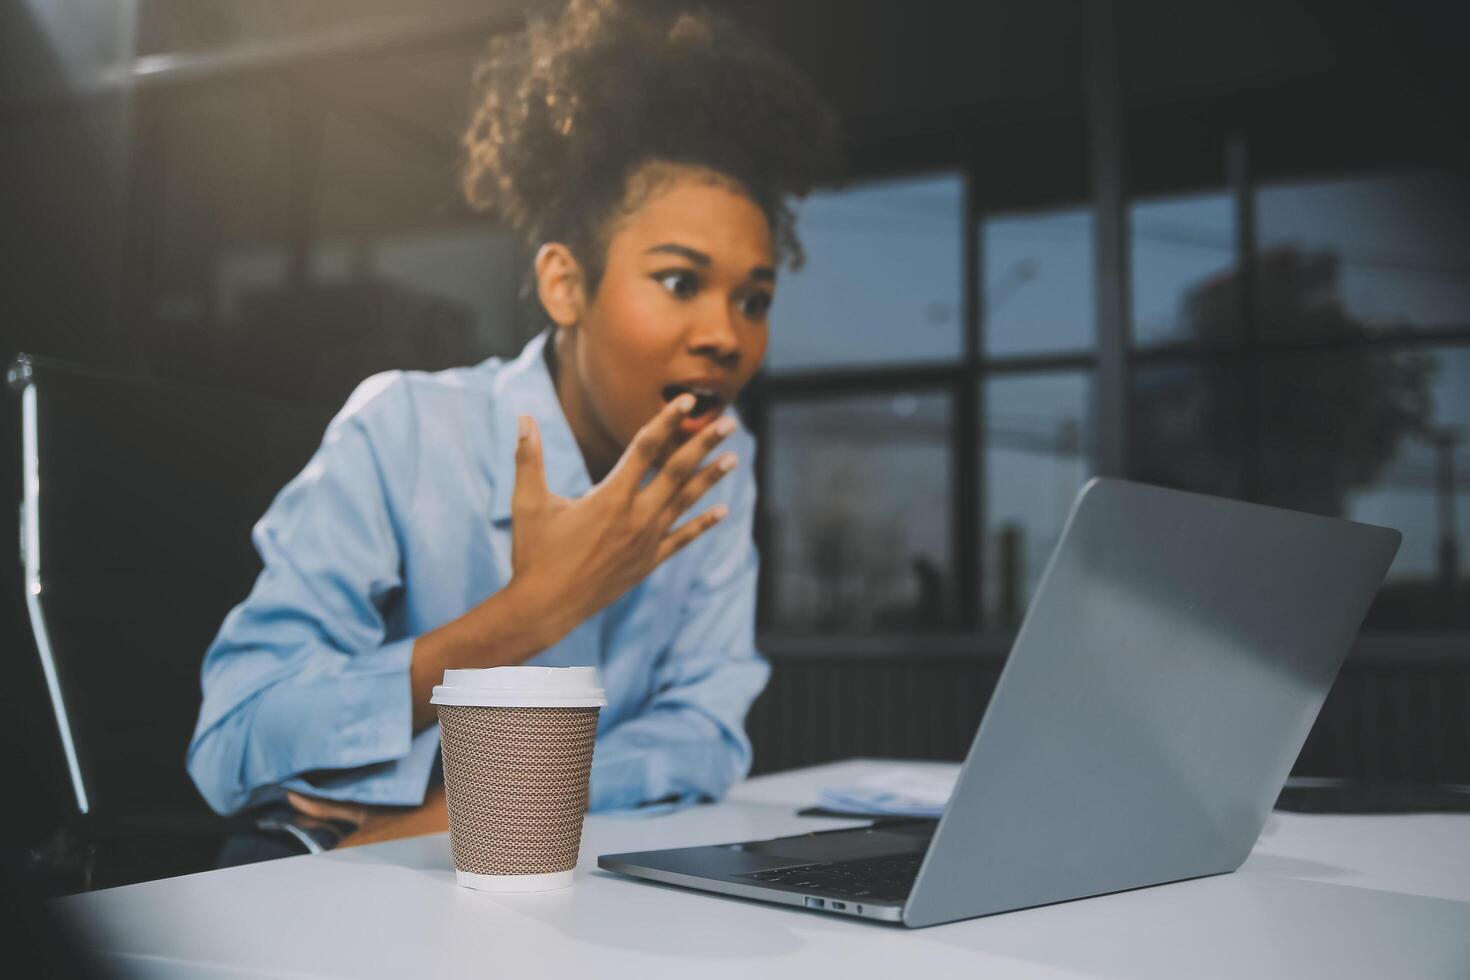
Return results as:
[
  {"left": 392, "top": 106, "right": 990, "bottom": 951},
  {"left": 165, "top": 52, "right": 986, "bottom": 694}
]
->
[{"left": 488, "top": 329, "right": 593, "bottom": 523}]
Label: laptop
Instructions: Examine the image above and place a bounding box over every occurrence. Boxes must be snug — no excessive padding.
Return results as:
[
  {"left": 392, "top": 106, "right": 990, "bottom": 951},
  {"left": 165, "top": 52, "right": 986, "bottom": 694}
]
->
[{"left": 598, "top": 478, "right": 1401, "bottom": 928}]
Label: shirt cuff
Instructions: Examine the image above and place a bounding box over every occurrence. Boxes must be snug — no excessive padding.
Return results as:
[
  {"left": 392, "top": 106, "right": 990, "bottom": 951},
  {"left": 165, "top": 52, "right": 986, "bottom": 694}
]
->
[
  {"left": 279, "top": 722, "right": 440, "bottom": 807},
  {"left": 243, "top": 636, "right": 423, "bottom": 799},
  {"left": 588, "top": 751, "right": 648, "bottom": 813},
  {"left": 586, "top": 728, "right": 713, "bottom": 817}
]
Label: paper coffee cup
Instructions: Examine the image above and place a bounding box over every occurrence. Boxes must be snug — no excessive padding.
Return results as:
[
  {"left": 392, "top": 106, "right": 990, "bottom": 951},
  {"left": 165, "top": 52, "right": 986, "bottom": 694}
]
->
[{"left": 431, "top": 666, "right": 607, "bottom": 892}]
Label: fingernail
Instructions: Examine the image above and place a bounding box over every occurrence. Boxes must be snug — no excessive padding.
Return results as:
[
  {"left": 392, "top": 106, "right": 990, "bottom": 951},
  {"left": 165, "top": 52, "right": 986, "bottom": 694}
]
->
[
  {"left": 518, "top": 415, "right": 530, "bottom": 439},
  {"left": 675, "top": 394, "right": 696, "bottom": 413},
  {"left": 718, "top": 453, "right": 738, "bottom": 472},
  {"left": 714, "top": 416, "right": 736, "bottom": 437},
  {"left": 711, "top": 504, "right": 730, "bottom": 521}
]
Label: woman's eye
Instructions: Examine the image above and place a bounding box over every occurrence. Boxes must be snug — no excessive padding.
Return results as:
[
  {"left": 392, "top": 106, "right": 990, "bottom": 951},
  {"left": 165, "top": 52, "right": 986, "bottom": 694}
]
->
[
  {"left": 740, "top": 292, "right": 772, "bottom": 320},
  {"left": 654, "top": 270, "right": 699, "bottom": 299}
]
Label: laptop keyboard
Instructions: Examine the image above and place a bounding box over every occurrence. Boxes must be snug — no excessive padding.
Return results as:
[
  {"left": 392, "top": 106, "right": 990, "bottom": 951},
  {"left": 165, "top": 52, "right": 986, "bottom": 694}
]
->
[{"left": 737, "top": 852, "right": 923, "bottom": 903}]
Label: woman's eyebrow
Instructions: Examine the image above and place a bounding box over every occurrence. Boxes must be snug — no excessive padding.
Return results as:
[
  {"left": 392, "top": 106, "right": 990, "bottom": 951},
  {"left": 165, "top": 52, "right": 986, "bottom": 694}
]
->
[
  {"left": 646, "top": 242, "right": 775, "bottom": 283},
  {"left": 646, "top": 243, "right": 711, "bottom": 265}
]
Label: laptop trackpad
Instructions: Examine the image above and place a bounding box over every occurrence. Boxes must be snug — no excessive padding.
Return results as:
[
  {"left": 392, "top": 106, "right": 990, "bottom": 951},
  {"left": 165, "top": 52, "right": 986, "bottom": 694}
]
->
[{"left": 731, "top": 824, "right": 933, "bottom": 864}]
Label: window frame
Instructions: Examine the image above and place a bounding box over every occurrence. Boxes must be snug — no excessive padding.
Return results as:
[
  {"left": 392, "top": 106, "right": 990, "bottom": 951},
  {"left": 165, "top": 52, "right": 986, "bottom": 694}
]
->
[{"left": 750, "top": 151, "right": 1470, "bottom": 653}]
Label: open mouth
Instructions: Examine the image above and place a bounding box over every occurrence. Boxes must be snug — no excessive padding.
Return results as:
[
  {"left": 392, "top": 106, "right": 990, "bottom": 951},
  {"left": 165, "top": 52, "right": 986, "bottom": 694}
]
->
[{"left": 661, "top": 383, "right": 725, "bottom": 419}]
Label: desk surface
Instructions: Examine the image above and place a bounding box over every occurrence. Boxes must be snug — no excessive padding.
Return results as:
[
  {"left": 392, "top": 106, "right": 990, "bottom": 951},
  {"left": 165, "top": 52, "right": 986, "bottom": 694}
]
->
[{"left": 57, "top": 759, "right": 1470, "bottom": 979}]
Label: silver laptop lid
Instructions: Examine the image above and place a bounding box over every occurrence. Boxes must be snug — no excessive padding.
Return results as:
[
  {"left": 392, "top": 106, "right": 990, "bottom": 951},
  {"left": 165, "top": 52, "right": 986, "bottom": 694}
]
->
[{"left": 904, "top": 478, "right": 1400, "bottom": 927}]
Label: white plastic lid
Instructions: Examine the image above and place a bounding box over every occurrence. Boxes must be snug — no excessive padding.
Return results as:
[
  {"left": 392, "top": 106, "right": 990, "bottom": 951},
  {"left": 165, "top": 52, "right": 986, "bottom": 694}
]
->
[{"left": 430, "top": 665, "right": 607, "bottom": 708}]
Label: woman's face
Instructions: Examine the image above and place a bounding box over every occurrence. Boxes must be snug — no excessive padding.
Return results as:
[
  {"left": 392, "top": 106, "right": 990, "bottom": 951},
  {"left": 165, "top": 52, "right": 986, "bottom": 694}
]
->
[{"left": 550, "top": 168, "right": 775, "bottom": 478}]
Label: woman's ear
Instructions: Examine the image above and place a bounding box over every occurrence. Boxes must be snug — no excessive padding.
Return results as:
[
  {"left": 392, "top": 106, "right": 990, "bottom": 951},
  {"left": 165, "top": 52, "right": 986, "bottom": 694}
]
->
[{"left": 534, "top": 243, "right": 587, "bottom": 329}]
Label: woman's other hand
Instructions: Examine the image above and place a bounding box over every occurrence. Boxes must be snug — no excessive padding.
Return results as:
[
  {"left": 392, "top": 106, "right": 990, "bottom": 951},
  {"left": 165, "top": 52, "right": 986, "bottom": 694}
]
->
[{"left": 287, "top": 788, "right": 448, "bottom": 848}]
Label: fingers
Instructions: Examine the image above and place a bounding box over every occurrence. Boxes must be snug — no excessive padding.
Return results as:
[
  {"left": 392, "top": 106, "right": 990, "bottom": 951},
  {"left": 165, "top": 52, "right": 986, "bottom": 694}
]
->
[
  {"left": 287, "top": 791, "right": 369, "bottom": 827},
  {"left": 512, "top": 415, "right": 549, "bottom": 515},
  {"left": 654, "top": 504, "right": 730, "bottom": 565},
  {"left": 644, "top": 413, "right": 738, "bottom": 512},
  {"left": 607, "top": 394, "right": 696, "bottom": 491},
  {"left": 657, "top": 450, "right": 738, "bottom": 531}
]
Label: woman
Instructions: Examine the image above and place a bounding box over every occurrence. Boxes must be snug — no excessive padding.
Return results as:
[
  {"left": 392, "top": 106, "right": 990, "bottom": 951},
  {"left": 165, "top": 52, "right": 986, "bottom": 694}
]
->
[{"left": 186, "top": 0, "right": 836, "bottom": 834}]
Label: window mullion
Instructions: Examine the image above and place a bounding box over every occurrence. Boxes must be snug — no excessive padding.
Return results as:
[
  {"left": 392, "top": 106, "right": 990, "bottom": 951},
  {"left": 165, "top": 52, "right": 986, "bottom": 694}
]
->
[{"left": 962, "top": 159, "right": 983, "bottom": 631}]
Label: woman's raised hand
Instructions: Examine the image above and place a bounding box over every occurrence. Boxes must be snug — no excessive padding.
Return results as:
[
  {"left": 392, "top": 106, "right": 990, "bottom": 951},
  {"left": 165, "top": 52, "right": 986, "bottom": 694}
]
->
[
  {"left": 509, "top": 393, "right": 739, "bottom": 635},
  {"left": 405, "top": 394, "right": 738, "bottom": 729}
]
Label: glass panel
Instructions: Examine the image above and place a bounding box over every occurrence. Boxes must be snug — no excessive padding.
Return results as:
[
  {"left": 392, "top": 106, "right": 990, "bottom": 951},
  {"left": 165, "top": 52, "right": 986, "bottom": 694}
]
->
[
  {"left": 764, "top": 392, "right": 954, "bottom": 632},
  {"left": 766, "top": 174, "right": 964, "bottom": 372},
  {"left": 1259, "top": 347, "right": 1470, "bottom": 630},
  {"left": 1256, "top": 173, "right": 1470, "bottom": 335},
  {"left": 1129, "top": 358, "right": 1250, "bottom": 502},
  {"left": 982, "top": 206, "right": 1094, "bottom": 357},
  {"left": 982, "top": 371, "right": 1093, "bottom": 627},
  {"left": 1131, "top": 191, "right": 1237, "bottom": 347},
  {"left": 312, "top": 228, "right": 526, "bottom": 358}
]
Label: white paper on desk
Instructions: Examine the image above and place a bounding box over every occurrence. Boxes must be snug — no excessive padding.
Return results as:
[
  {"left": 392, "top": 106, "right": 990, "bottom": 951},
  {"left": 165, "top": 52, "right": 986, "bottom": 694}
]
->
[{"left": 818, "top": 766, "right": 958, "bottom": 817}]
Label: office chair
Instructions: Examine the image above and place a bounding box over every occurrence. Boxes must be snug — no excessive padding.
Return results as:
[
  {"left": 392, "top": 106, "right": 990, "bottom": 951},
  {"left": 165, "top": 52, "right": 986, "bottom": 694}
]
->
[{"left": 8, "top": 354, "right": 353, "bottom": 888}]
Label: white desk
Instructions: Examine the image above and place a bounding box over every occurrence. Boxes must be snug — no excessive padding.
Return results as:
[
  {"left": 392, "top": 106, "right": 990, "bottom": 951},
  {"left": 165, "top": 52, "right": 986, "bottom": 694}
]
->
[{"left": 57, "top": 759, "right": 1470, "bottom": 979}]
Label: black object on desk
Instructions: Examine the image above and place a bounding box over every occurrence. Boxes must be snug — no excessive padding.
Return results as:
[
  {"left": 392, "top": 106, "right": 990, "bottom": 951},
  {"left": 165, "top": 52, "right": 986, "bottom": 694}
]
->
[
  {"left": 1274, "top": 777, "right": 1470, "bottom": 814},
  {"left": 796, "top": 806, "right": 941, "bottom": 820}
]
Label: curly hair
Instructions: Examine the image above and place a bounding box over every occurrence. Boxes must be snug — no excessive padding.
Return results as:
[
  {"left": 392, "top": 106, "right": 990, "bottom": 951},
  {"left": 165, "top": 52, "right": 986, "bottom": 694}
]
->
[{"left": 461, "top": 0, "right": 838, "bottom": 293}]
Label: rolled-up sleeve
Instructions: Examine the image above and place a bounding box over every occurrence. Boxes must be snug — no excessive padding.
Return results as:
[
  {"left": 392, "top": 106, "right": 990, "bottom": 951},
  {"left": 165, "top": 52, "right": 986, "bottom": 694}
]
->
[
  {"left": 187, "top": 373, "right": 435, "bottom": 815},
  {"left": 587, "top": 436, "right": 771, "bottom": 814}
]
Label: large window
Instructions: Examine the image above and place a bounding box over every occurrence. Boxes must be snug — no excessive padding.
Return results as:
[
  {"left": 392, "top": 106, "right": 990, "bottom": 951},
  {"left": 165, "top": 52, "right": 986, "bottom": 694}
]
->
[
  {"left": 1128, "top": 172, "right": 1470, "bottom": 631},
  {"left": 756, "top": 176, "right": 1109, "bottom": 635},
  {"left": 754, "top": 166, "right": 1470, "bottom": 639},
  {"left": 758, "top": 172, "right": 967, "bottom": 635}
]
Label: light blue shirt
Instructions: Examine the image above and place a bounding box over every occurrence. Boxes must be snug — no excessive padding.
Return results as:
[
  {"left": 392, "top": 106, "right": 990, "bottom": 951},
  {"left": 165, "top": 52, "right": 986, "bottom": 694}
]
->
[{"left": 187, "top": 330, "right": 769, "bottom": 816}]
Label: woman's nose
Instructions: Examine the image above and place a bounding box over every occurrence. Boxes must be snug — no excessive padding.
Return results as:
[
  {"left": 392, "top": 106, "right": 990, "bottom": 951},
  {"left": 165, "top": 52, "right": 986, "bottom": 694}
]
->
[{"left": 688, "top": 304, "right": 742, "bottom": 368}]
